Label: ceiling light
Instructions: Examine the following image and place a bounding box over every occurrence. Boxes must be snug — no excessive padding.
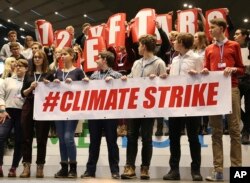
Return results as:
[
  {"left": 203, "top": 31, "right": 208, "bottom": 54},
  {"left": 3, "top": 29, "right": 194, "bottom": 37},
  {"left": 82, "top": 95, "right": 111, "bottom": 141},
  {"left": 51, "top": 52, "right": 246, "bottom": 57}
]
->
[
  {"left": 24, "top": 21, "right": 28, "bottom": 25},
  {"left": 21, "top": 35, "right": 25, "bottom": 39},
  {"left": 30, "top": 9, "right": 42, "bottom": 16},
  {"left": 20, "top": 27, "right": 25, "bottom": 31},
  {"left": 4, "top": 37, "right": 8, "bottom": 41},
  {"left": 7, "top": 19, "right": 11, "bottom": 22},
  {"left": 0, "top": 24, "right": 7, "bottom": 28},
  {"left": 183, "top": 3, "right": 188, "bottom": 7},
  {"left": 243, "top": 18, "right": 249, "bottom": 23},
  {"left": 9, "top": 6, "right": 20, "bottom": 13},
  {"left": 83, "top": 14, "right": 87, "bottom": 17},
  {"left": 188, "top": 5, "right": 193, "bottom": 8},
  {"left": 55, "top": 11, "right": 58, "bottom": 15}
]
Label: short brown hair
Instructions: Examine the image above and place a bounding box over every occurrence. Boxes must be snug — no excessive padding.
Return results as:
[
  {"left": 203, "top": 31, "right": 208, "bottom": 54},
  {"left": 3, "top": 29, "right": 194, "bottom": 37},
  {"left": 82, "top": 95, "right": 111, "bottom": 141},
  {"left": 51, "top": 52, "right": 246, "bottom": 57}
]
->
[
  {"left": 8, "top": 30, "right": 17, "bottom": 37},
  {"left": 138, "top": 34, "right": 157, "bottom": 52},
  {"left": 210, "top": 18, "right": 227, "bottom": 32},
  {"left": 99, "top": 51, "right": 115, "bottom": 67},
  {"left": 176, "top": 33, "right": 194, "bottom": 49},
  {"left": 9, "top": 42, "right": 20, "bottom": 50},
  {"left": 17, "top": 59, "right": 28, "bottom": 68},
  {"left": 82, "top": 23, "right": 91, "bottom": 29}
]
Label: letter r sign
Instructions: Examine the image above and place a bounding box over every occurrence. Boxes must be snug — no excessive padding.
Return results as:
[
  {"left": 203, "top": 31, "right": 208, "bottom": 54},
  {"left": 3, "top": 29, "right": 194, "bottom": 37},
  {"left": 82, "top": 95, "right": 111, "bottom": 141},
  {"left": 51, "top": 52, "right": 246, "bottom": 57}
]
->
[{"left": 230, "top": 167, "right": 250, "bottom": 183}]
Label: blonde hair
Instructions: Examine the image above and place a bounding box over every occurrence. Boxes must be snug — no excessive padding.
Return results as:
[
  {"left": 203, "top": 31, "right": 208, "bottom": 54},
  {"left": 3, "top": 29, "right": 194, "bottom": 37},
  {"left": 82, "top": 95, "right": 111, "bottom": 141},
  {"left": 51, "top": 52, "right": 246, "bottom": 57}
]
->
[{"left": 2, "top": 57, "right": 16, "bottom": 79}]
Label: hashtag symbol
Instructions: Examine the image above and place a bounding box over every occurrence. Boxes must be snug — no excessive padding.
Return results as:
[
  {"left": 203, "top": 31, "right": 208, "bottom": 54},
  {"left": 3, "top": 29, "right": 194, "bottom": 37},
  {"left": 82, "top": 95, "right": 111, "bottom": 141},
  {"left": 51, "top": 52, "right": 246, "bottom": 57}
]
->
[{"left": 43, "top": 92, "right": 60, "bottom": 112}]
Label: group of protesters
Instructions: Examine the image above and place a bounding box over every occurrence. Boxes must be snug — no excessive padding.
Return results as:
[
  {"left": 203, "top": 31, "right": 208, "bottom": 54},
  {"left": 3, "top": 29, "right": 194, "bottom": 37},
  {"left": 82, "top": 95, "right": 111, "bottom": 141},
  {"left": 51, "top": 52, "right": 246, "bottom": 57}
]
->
[{"left": 0, "top": 8, "right": 249, "bottom": 182}]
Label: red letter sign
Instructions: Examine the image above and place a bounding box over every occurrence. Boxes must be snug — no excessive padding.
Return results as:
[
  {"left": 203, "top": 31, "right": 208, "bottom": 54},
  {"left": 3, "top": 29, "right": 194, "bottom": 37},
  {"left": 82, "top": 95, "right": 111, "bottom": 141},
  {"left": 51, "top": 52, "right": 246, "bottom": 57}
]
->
[
  {"left": 177, "top": 9, "right": 198, "bottom": 34},
  {"left": 205, "top": 8, "right": 228, "bottom": 40},
  {"left": 35, "top": 19, "right": 54, "bottom": 46},
  {"left": 155, "top": 13, "right": 172, "bottom": 44},
  {"left": 83, "top": 37, "right": 106, "bottom": 72},
  {"left": 106, "top": 13, "right": 126, "bottom": 48},
  {"left": 131, "top": 8, "right": 156, "bottom": 42},
  {"left": 54, "top": 30, "right": 73, "bottom": 49}
]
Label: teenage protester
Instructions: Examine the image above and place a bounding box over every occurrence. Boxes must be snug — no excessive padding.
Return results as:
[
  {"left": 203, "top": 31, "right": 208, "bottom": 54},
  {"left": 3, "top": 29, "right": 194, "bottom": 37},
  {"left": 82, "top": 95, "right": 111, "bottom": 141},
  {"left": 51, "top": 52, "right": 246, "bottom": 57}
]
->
[
  {"left": 53, "top": 47, "right": 85, "bottom": 178},
  {"left": 81, "top": 51, "right": 121, "bottom": 179},
  {"left": 162, "top": 33, "right": 203, "bottom": 181},
  {"left": 20, "top": 50, "right": 53, "bottom": 178},
  {"left": 234, "top": 28, "right": 250, "bottom": 144},
  {"left": 201, "top": 18, "right": 244, "bottom": 182},
  {"left": 0, "top": 30, "right": 24, "bottom": 61},
  {"left": 9, "top": 42, "right": 26, "bottom": 60},
  {"left": 0, "top": 59, "right": 28, "bottom": 177},
  {"left": 120, "top": 34, "right": 166, "bottom": 180}
]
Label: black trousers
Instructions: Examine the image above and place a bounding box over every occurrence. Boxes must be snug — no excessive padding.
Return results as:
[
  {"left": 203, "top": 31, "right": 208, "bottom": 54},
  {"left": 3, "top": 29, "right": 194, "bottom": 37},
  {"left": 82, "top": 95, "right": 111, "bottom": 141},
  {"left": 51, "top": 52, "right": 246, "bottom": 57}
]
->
[
  {"left": 168, "top": 116, "right": 201, "bottom": 171},
  {"left": 126, "top": 118, "right": 155, "bottom": 167},
  {"left": 239, "top": 78, "right": 250, "bottom": 134},
  {"left": 21, "top": 98, "right": 51, "bottom": 164},
  {"left": 86, "top": 119, "right": 119, "bottom": 174}
]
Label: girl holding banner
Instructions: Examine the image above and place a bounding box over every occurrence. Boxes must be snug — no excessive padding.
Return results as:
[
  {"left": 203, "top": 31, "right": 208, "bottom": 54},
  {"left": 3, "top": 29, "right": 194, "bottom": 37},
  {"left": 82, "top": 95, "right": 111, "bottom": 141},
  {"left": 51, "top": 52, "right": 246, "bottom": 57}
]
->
[
  {"left": 20, "top": 50, "right": 53, "bottom": 178},
  {"left": 53, "top": 47, "right": 85, "bottom": 178}
]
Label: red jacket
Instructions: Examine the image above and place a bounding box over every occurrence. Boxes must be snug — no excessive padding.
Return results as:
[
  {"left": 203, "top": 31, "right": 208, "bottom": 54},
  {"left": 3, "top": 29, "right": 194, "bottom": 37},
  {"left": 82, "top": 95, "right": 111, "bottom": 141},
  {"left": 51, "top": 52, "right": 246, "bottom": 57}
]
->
[{"left": 204, "top": 40, "right": 245, "bottom": 87}]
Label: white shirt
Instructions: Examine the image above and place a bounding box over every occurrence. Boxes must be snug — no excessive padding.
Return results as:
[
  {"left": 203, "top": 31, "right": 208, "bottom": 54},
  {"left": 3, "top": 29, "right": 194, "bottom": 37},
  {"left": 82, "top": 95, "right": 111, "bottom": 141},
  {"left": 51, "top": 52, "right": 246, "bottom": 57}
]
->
[
  {"left": 241, "top": 47, "right": 249, "bottom": 66},
  {"left": 22, "top": 48, "right": 33, "bottom": 60},
  {"left": 193, "top": 49, "right": 205, "bottom": 61},
  {"left": 0, "top": 76, "right": 25, "bottom": 109},
  {"left": 170, "top": 50, "right": 203, "bottom": 76}
]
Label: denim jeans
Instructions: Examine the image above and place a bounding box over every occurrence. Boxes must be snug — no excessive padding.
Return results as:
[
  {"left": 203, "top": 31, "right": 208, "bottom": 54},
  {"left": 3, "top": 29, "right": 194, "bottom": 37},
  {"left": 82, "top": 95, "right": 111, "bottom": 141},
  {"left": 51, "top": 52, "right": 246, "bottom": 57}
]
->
[
  {"left": 55, "top": 120, "right": 78, "bottom": 162},
  {"left": 0, "top": 108, "right": 22, "bottom": 168},
  {"left": 126, "top": 118, "right": 154, "bottom": 167},
  {"left": 86, "top": 119, "right": 119, "bottom": 174}
]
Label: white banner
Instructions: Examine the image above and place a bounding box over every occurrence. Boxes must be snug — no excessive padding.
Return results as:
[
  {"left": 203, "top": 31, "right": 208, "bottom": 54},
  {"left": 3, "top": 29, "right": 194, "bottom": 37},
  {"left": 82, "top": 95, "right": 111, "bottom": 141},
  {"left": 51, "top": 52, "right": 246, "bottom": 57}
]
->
[{"left": 34, "top": 72, "right": 232, "bottom": 120}]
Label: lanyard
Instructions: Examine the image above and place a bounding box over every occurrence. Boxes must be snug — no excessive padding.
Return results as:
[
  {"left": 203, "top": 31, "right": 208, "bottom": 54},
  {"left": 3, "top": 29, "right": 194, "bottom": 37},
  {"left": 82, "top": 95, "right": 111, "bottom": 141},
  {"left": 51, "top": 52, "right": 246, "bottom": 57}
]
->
[
  {"left": 62, "top": 71, "right": 71, "bottom": 81},
  {"left": 34, "top": 73, "right": 42, "bottom": 82},
  {"left": 140, "top": 58, "right": 158, "bottom": 77},
  {"left": 219, "top": 44, "right": 224, "bottom": 63}
]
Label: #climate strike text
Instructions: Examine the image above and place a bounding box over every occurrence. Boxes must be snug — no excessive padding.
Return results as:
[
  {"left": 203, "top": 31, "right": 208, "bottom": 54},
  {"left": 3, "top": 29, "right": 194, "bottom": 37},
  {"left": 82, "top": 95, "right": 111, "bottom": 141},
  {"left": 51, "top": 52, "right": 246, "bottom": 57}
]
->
[{"left": 43, "top": 82, "right": 219, "bottom": 112}]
